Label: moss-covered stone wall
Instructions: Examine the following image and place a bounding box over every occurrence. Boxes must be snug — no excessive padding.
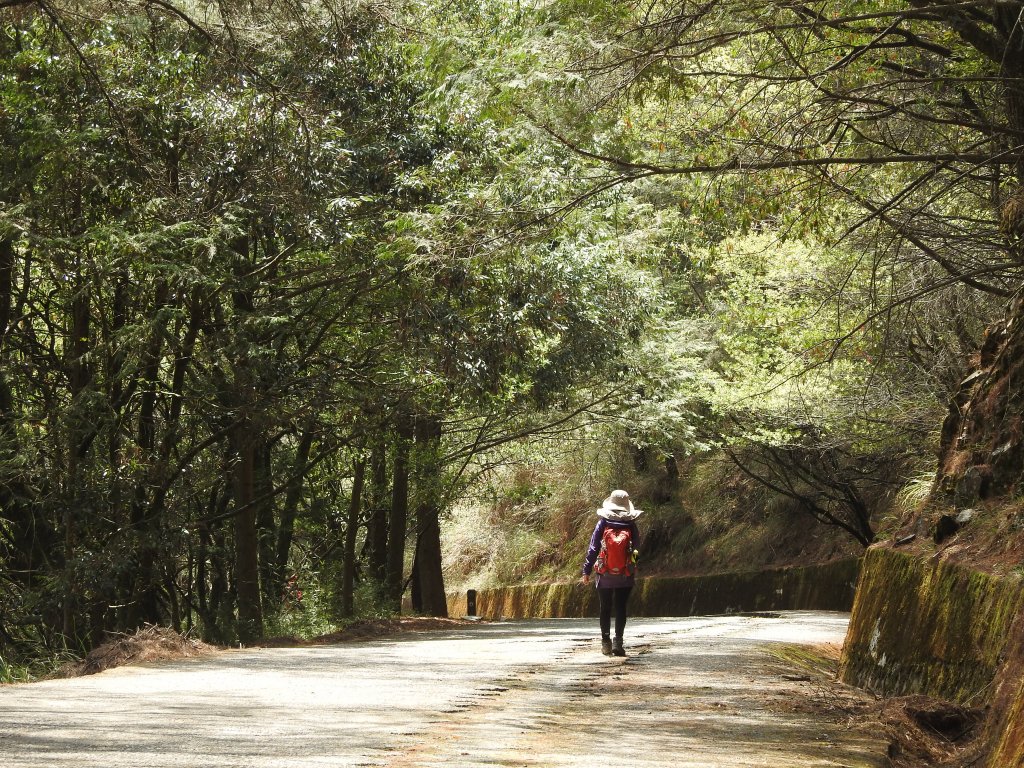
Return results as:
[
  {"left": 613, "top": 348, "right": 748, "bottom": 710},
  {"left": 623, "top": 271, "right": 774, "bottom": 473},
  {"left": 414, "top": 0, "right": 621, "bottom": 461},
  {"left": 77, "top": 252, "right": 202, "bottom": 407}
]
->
[
  {"left": 986, "top": 607, "right": 1024, "bottom": 768},
  {"left": 446, "top": 558, "right": 860, "bottom": 620},
  {"left": 840, "top": 547, "right": 1024, "bottom": 705},
  {"left": 839, "top": 547, "right": 1024, "bottom": 767}
]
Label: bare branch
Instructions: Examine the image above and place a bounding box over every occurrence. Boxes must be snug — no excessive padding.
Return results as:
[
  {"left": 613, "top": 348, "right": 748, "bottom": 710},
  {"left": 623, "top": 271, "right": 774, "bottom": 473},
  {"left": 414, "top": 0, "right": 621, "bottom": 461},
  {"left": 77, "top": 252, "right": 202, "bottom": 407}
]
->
[{"left": 542, "top": 125, "right": 1014, "bottom": 176}]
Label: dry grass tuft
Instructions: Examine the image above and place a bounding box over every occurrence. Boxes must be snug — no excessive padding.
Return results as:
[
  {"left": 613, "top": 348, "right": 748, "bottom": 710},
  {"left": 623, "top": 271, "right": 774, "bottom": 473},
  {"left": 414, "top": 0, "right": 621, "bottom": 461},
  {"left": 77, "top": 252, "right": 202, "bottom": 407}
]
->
[{"left": 60, "top": 625, "right": 216, "bottom": 677}]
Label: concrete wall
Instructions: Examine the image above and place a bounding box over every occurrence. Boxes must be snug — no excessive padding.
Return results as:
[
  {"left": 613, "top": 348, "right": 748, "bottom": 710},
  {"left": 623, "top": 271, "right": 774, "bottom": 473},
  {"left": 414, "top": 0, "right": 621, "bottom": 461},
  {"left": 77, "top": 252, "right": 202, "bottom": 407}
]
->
[
  {"left": 987, "top": 610, "right": 1024, "bottom": 768},
  {"left": 446, "top": 558, "right": 861, "bottom": 620},
  {"left": 839, "top": 547, "right": 1024, "bottom": 768},
  {"left": 449, "top": 552, "right": 1024, "bottom": 765},
  {"left": 840, "top": 547, "right": 1024, "bottom": 703}
]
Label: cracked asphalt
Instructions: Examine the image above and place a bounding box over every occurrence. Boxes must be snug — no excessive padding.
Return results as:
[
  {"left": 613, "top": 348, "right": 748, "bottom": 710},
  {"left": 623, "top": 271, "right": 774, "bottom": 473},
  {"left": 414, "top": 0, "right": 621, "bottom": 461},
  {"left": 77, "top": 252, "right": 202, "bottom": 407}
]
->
[{"left": 0, "top": 611, "right": 887, "bottom": 767}]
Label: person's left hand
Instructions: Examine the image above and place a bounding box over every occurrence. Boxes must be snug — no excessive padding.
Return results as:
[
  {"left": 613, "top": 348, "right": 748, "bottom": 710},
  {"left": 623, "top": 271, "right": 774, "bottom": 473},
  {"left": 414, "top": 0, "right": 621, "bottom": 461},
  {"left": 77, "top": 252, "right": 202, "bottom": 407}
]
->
[{"left": 580, "top": 573, "right": 590, "bottom": 585}]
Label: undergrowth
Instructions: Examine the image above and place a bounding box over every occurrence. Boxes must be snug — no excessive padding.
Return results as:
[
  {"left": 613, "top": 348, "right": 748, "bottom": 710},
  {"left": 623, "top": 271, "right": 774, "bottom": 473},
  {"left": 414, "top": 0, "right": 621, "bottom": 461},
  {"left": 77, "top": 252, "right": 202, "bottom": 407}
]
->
[
  {"left": 443, "top": 444, "right": 868, "bottom": 591},
  {"left": 1, "top": 648, "right": 81, "bottom": 684},
  {"left": 263, "top": 579, "right": 400, "bottom": 642},
  {"left": 263, "top": 583, "right": 338, "bottom": 641}
]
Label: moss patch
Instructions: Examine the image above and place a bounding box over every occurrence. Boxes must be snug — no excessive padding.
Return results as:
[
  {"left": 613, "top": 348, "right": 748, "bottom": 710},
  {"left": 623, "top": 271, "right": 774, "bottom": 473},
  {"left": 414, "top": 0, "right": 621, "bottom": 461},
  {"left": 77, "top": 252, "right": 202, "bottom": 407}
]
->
[{"left": 447, "top": 558, "right": 860, "bottom": 619}]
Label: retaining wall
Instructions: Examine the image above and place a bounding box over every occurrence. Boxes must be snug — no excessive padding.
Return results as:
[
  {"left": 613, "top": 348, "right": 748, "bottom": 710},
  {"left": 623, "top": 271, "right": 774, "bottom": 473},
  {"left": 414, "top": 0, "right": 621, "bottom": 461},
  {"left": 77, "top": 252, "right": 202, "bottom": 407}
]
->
[
  {"left": 839, "top": 547, "right": 1024, "bottom": 767},
  {"left": 446, "top": 558, "right": 861, "bottom": 620}
]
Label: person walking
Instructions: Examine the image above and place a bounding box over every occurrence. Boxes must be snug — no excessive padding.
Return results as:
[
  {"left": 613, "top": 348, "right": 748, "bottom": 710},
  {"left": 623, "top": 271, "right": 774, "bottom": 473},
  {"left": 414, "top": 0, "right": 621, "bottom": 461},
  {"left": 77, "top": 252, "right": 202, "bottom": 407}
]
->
[{"left": 581, "top": 489, "right": 642, "bottom": 657}]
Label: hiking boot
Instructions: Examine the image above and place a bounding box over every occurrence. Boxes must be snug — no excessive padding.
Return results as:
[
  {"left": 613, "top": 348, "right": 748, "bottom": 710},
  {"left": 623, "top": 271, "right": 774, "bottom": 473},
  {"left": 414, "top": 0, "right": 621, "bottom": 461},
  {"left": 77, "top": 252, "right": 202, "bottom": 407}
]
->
[
  {"left": 612, "top": 637, "right": 626, "bottom": 657},
  {"left": 601, "top": 636, "right": 613, "bottom": 656}
]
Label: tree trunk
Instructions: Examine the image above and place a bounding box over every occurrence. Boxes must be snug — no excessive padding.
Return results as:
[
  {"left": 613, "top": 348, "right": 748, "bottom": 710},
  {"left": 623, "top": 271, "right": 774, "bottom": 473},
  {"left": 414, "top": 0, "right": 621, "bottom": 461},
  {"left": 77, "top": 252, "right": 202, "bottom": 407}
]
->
[
  {"left": 206, "top": 494, "right": 233, "bottom": 644},
  {"left": 255, "top": 441, "right": 277, "bottom": 612},
  {"left": 411, "top": 503, "right": 447, "bottom": 617},
  {"left": 125, "top": 280, "right": 171, "bottom": 629},
  {"left": 225, "top": 232, "right": 263, "bottom": 643},
  {"left": 384, "top": 419, "right": 413, "bottom": 612},
  {"left": 63, "top": 262, "right": 92, "bottom": 644},
  {"left": 411, "top": 416, "right": 447, "bottom": 617},
  {"left": 232, "top": 423, "right": 264, "bottom": 644},
  {"left": 363, "top": 443, "right": 389, "bottom": 585},
  {"left": 0, "top": 236, "right": 51, "bottom": 587},
  {"left": 275, "top": 427, "right": 315, "bottom": 592},
  {"left": 197, "top": 521, "right": 210, "bottom": 630},
  {"left": 339, "top": 458, "right": 366, "bottom": 618}
]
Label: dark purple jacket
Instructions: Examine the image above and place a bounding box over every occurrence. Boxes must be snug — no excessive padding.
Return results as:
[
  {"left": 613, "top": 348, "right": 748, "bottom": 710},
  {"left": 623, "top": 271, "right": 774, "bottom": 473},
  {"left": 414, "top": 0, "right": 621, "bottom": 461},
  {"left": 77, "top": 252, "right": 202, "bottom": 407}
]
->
[{"left": 582, "top": 517, "right": 640, "bottom": 589}]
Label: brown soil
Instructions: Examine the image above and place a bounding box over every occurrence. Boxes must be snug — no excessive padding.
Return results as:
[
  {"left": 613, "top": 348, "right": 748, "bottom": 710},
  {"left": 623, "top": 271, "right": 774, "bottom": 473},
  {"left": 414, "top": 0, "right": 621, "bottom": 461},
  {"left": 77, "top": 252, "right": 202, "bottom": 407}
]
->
[{"left": 888, "top": 497, "right": 1024, "bottom": 578}]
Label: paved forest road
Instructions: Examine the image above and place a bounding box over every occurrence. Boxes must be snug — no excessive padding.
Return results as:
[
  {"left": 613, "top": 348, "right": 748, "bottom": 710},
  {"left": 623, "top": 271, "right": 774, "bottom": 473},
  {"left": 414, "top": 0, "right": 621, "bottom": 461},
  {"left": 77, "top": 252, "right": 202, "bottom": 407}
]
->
[{"left": 0, "top": 612, "right": 887, "bottom": 767}]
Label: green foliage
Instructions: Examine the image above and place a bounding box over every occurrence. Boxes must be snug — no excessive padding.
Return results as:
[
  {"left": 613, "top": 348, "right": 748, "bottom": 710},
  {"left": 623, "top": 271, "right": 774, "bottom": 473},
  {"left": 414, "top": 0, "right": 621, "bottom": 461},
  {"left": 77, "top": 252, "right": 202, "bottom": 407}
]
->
[
  {"left": 420, "top": 0, "right": 1020, "bottom": 549},
  {"left": 0, "top": 0, "right": 667, "bottom": 658},
  {"left": 262, "top": 581, "right": 338, "bottom": 641},
  {"left": 2, "top": 0, "right": 1018, "bottom": 660},
  {"left": 0, "top": 649, "right": 78, "bottom": 684}
]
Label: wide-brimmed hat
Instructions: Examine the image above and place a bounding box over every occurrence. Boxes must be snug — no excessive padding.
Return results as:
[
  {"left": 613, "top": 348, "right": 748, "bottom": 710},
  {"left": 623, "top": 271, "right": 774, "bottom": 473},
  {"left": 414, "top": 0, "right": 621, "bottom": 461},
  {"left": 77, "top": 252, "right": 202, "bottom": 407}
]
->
[{"left": 597, "top": 489, "right": 643, "bottom": 520}]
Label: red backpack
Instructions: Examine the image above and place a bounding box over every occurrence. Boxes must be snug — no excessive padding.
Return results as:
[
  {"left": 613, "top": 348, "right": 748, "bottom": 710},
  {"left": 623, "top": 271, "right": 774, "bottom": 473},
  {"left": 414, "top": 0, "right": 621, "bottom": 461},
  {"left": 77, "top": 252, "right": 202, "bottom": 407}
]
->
[{"left": 595, "top": 526, "right": 635, "bottom": 576}]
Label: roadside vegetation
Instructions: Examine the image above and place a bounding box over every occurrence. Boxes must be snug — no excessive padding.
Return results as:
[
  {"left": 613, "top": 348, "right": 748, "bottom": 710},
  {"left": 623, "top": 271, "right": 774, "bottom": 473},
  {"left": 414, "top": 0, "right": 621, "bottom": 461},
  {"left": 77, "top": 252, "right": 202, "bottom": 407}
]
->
[
  {"left": 2, "top": 0, "right": 1022, "bottom": 680},
  {"left": 442, "top": 445, "right": 887, "bottom": 593}
]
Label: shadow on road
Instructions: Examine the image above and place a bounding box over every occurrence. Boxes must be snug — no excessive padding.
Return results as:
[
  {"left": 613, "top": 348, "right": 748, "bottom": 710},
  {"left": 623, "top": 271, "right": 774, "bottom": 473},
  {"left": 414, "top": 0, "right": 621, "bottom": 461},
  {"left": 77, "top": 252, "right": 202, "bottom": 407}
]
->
[{"left": 0, "top": 612, "right": 885, "bottom": 768}]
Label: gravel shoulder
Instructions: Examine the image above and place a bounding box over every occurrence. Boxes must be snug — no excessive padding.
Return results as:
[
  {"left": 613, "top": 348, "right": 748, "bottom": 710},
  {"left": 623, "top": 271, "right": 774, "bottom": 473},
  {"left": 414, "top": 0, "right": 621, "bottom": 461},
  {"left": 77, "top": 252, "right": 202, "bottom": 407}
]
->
[{"left": 0, "top": 612, "right": 888, "bottom": 768}]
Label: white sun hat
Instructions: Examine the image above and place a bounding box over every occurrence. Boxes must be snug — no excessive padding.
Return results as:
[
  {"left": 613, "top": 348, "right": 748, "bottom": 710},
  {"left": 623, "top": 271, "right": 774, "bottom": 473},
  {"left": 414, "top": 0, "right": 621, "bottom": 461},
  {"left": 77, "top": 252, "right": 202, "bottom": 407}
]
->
[{"left": 597, "top": 489, "right": 643, "bottom": 520}]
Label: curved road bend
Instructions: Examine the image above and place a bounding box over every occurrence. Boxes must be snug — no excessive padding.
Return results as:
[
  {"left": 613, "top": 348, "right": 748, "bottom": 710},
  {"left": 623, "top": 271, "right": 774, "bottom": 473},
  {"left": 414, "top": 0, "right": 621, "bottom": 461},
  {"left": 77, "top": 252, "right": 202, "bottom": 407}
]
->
[{"left": 0, "top": 611, "right": 887, "bottom": 767}]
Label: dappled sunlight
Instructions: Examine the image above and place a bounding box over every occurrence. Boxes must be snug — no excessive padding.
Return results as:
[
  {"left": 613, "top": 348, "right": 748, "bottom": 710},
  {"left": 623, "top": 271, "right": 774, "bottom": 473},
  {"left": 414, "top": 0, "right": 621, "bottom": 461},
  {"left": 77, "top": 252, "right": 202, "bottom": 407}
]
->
[{"left": 0, "top": 613, "right": 885, "bottom": 767}]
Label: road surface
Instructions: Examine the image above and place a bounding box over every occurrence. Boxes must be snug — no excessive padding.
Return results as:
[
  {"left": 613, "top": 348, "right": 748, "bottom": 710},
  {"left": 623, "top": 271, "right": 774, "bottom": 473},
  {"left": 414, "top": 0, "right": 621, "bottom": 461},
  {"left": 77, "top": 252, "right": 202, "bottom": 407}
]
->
[{"left": 0, "top": 611, "right": 887, "bottom": 767}]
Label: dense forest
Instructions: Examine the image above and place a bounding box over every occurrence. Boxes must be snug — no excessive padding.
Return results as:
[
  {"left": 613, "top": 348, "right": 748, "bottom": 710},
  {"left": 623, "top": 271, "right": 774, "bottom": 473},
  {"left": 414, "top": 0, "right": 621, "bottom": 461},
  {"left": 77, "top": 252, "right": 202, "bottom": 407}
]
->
[{"left": 0, "top": 0, "right": 1021, "bottom": 671}]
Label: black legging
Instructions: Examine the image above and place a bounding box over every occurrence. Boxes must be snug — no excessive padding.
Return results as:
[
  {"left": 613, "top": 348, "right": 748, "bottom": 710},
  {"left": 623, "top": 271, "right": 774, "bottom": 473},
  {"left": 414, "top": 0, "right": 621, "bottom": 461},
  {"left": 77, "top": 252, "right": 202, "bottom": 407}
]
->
[{"left": 597, "top": 586, "right": 633, "bottom": 639}]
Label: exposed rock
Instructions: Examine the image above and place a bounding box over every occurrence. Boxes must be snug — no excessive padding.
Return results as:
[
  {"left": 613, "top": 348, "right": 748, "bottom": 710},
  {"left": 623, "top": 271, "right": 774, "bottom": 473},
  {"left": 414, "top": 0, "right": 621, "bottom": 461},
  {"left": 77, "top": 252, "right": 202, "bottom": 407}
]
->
[
  {"left": 938, "top": 297, "right": 1024, "bottom": 499},
  {"left": 954, "top": 466, "right": 988, "bottom": 509},
  {"left": 956, "top": 509, "right": 976, "bottom": 526}
]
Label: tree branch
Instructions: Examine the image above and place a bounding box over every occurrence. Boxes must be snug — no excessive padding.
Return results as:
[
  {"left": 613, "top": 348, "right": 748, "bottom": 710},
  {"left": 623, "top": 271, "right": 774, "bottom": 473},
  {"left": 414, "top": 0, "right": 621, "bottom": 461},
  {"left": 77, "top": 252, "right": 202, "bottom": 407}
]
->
[{"left": 542, "top": 125, "right": 1013, "bottom": 176}]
